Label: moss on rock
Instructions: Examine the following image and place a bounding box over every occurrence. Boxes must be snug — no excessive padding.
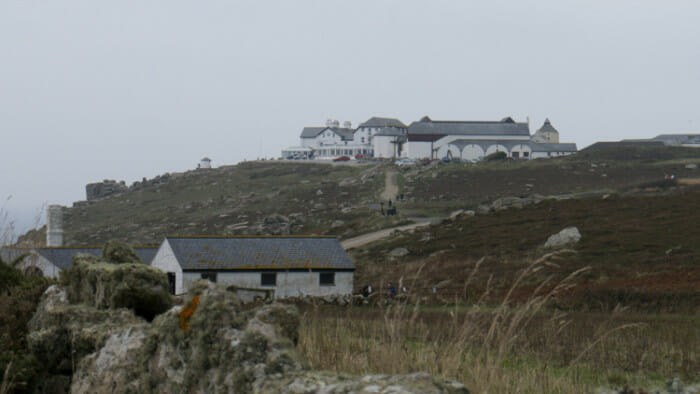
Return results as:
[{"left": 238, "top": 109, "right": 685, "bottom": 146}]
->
[
  {"left": 63, "top": 254, "right": 173, "bottom": 320},
  {"left": 101, "top": 240, "right": 143, "bottom": 264}
]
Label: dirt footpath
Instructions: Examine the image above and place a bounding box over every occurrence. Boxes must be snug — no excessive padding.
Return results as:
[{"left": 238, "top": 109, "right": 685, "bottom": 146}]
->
[
  {"left": 341, "top": 218, "right": 436, "bottom": 250},
  {"left": 380, "top": 169, "right": 399, "bottom": 202}
]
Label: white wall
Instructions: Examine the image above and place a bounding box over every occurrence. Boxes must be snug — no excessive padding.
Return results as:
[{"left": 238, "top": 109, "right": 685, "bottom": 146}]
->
[
  {"left": 18, "top": 253, "right": 61, "bottom": 278},
  {"left": 406, "top": 141, "right": 433, "bottom": 159},
  {"left": 437, "top": 144, "right": 461, "bottom": 160},
  {"left": 150, "top": 240, "right": 184, "bottom": 294},
  {"left": 461, "top": 144, "right": 485, "bottom": 161},
  {"left": 510, "top": 144, "right": 533, "bottom": 159},
  {"left": 373, "top": 136, "right": 398, "bottom": 158},
  {"left": 182, "top": 270, "right": 354, "bottom": 298}
]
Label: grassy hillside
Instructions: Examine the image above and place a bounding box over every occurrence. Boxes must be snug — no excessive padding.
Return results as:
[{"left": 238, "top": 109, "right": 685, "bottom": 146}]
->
[
  {"left": 25, "top": 146, "right": 700, "bottom": 253},
  {"left": 351, "top": 187, "right": 700, "bottom": 312},
  {"left": 399, "top": 146, "right": 700, "bottom": 217},
  {"left": 60, "top": 162, "right": 399, "bottom": 245}
]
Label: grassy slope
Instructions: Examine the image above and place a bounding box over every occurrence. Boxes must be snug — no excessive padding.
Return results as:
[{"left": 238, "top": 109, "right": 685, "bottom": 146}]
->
[
  {"left": 352, "top": 188, "right": 700, "bottom": 311},
  {"left": 60, "top": 162, "right": 397, "bottom": 245},
  {"left": 400, "top": 146, "right": 700, "bottom": 217},
  {"left": 34, "top": 147, "right": 700, "bottom": 310}
]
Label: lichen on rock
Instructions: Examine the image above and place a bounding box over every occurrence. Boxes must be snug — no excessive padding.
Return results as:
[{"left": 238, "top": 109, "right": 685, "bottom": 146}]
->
[
  {"left": 29, "top": 277, "right": 466, "bottom": 393},
  {"left": 61, "top": 253, "right": 173, "bottom": 320},
  {"left": 101, "top": 239, "right": 143, "bottom": 264}
]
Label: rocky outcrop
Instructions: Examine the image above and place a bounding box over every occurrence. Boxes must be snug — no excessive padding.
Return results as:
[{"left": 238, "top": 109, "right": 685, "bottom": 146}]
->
[
  {"left": 62, "top": 253, "right": 173, "bottom": 320},
  {"left": 68, "top": 281, "right": 467, "bottom": 393},
  {"left": 544, "top": 227, "right": 582, "bottom": 249},
  {"left": 245, "top": 213, "right": 303, "bottom": 235},
  {"left": 29, "top": 278, "right": 467, "bottom": 393},
  {"left": 477, "top": 194, "right": 547, "bottom": 214},
  {"left": 85, "top": 179, "right": 128, "bottom": 201},
  {"left": 27, "top": 285, "right": 146, "bottom": 375},
  {"left": 86, "top": 173, "right": 175, "bottom": 201}
]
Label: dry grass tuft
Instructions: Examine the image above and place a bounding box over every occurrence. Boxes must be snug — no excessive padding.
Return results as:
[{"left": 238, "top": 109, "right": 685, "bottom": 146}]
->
[{"left": 299, "top": 251, "right": 699, "bottom": 392}]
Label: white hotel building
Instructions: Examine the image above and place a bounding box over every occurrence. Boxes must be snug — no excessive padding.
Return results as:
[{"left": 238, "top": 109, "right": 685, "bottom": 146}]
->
[{"left": 283, "top": 116, "right": 577, "bottom": 161}]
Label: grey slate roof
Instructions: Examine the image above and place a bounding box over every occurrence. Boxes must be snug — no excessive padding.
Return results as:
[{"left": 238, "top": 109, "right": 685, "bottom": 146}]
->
[
  {"left": 0, "top": 246, "right": 31, "bottom": 264},
  {"left": 165, "top": 236, "right": 355, "bottom": 271},
  {"left": 407, "top": 118, "right": 530, "bottom": 139},
  {"left": 536, "top": 118, "right": 559, "bottom": 133},
  {"left": 529, "top": 142, "right": 577, "bottom": 152},
  {"left": 374, "top": 127, "right": 406, "bottom": 137},
  {"left": 358, "top": 117, "right": 407, "bottom": 128},
  {"left": 35, "top": 246, "right": 158, "bottom": 269},
  {"left": 300, "top": 127, "right": 355, "bottom": 141},
  {"left": 300, "top": 127, "right": 327, "bottom": 138}
]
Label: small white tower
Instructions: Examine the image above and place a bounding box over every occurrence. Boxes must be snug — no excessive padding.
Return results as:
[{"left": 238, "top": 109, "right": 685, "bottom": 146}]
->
[
  {"left": 199, "top": 157, "right": 212, "bottom": 169},
  {"left": 46, "top": 205, "right": 64, "bottom": 247}
]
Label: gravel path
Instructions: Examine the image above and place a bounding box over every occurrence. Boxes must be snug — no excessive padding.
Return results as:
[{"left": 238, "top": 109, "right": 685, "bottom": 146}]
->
[
  {"left": 341, "top": 218, "right": 436, "bottom": 250},
  {"left": 380, "top": 169, "right": 399, "bottom": 202}
]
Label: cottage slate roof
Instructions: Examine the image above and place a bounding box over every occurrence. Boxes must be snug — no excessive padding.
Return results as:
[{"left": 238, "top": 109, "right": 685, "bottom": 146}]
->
[
  {"left": 165, "top": 236, "right": 355, "bottom": 271},
  {"left": 300, "top": 127, "right": 355, "bottom": 141},
  {"left": 536, "top": 118, "right": 559, "bottom": 134},
  {"left": 0, "top": 246, "right": 31, "bottom": 264},
  {"left": 358, "top": 117, "right": 407, "bottom": 128},
  {"left": 35, "top": 246, "right": 158, "bottom": 269},
  {"left": 407, "top": 118, "right": 530, "bottom": 139}
]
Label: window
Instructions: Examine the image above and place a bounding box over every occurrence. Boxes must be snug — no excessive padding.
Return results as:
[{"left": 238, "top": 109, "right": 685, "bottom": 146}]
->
[
  {"left": 523, "top": 152, "right": 529, "bottom": 158},
  {"left": 201, "top": 272, "right": 217, "bottom": 283},
  {"left": 167, "top": 273, "right": 176, "bottom": 294},
  {"left": 261, "top": 272, "right": 276, "bottom": 286},
  {"left": 361, "top": 137, "right": 365, "bottom": 143},
  {"left": 512, "top": 152, "right": 520, "bottom": 158},
  {"left": 319, "top": 272, "right": 335, "bottom": 286}
]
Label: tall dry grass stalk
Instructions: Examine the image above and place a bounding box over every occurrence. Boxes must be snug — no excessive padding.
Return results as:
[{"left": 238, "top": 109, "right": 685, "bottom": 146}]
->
[
  {"left": 298, "top": 250, "right": 669, "bottom": 393},
  {"left": 0, "top": 197, "right": 16, "bottom": 247}
]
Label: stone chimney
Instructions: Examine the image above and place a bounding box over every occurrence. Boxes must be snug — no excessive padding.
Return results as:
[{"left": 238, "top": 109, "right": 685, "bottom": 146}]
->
[{"left": 46, "top": 205, "right": 64, "bottom": 247}]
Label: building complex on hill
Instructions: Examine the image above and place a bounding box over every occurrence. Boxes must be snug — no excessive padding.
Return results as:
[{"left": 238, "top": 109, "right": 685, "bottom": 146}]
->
[{"left": 283, "top": 115, "right": 578, "bottom": 161}]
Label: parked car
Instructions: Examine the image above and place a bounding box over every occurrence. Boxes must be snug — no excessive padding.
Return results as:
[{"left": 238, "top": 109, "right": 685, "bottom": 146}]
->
[{"left": 333, "top": 156, "right": 351, "bottom": 162}]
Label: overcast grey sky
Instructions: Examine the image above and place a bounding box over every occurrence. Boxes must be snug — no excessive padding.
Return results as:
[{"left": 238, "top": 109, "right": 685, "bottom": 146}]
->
[{"left": 1, "top": 0, "right": 699, "bottom": 233}]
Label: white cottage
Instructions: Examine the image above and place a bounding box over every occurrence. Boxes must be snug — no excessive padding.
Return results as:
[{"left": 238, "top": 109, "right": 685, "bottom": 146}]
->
[{"left": 150, "top": 236, "right": 355, "bottom": 297}]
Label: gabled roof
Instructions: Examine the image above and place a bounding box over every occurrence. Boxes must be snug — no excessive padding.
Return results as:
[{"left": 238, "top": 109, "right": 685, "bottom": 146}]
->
[
  {"left": 374, "top": 127, "right": 406, "bottom": 137},
  {"left": 300, "top": 127, "right": 355, "bottom": 141},
  {"left": 358, "top": 117, "right": 407, "bottom": 128},
  {"left": 536, "top": 118, "right": 559, "bottom": 134},
  {"left": 35, "top": 246, "right": 158, "bottom": 269},
  {"left": 300, "top": 127, "right": 328, "bottom": 138},
  {"left": 408, "top": 118, "right": 530, "bottom": 139},
  {"left": 164, "top": 236, "right": 355, "bottom": 271}
]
